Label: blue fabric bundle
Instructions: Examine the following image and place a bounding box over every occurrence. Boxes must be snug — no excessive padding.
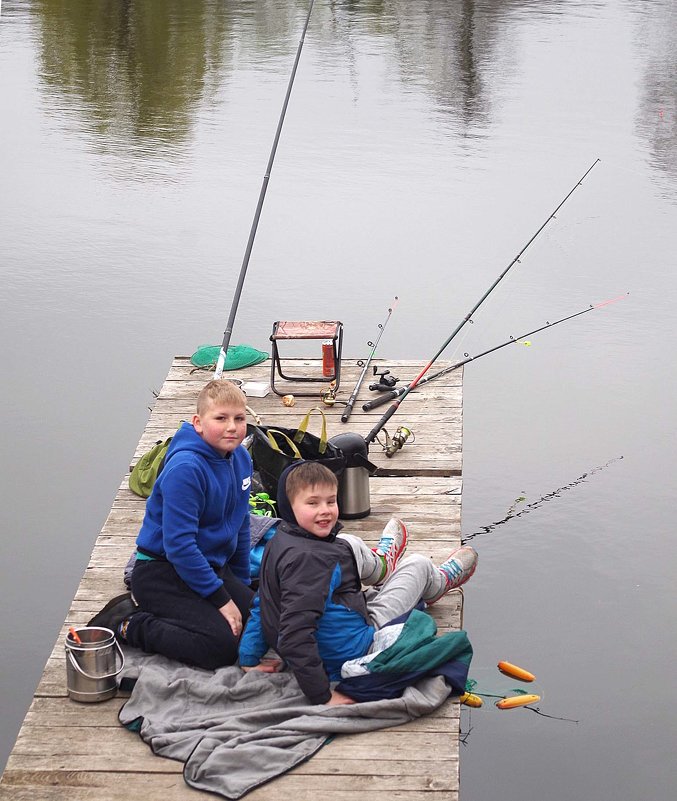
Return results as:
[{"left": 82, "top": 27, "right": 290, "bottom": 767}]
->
[{"left": 336, "top": 608, "right": 472, "bottom": 701}]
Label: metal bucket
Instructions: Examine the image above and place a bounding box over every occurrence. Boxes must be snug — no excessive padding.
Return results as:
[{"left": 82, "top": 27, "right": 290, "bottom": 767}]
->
[{"left": 65, "top": 626, "right": 125, "bottom": 703}]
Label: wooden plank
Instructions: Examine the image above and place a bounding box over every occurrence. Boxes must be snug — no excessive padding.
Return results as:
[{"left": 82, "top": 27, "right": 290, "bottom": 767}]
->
[
  {"left": 112, "top": 475, "right": 462, "bottom": 496},
  {"left": 163, "top": 358, "right": 462, "bottom": 383},
  {"left": 0, "top": 778, "right": 457, "bottom": 801},
  {"left": 6, "top": 726, "right": 457, "bottom": 766},
  {"left": 1, "top": 772, "right": 458, "bottom": 794},
  {"left": 21, "top": 696, "right": 459, "bottom": 728}
]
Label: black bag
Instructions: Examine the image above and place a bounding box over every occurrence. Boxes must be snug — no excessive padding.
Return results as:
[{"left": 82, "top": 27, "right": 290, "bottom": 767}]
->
[{"left": 246, "top": 407, "right": 346, "bottom": 499}]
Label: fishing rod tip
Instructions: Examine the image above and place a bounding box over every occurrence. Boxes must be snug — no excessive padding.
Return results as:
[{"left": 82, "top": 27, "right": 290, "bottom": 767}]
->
[{"left": 592, "top": 293, "right": 629, "bottom": 308}]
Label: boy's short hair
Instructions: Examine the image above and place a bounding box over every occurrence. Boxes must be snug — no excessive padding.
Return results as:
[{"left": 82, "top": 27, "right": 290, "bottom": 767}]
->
[
  {"left": 286, "top": 462, "right": 338, "bottom": 504},
  {"left": 196, "top": 380, "right": 247, "bottom": 415}
]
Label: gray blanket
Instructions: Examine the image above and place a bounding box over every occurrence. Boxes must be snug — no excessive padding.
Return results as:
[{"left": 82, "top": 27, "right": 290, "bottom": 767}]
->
[{"left": 118, "top": 653, "right": 452, "bottom": 799}]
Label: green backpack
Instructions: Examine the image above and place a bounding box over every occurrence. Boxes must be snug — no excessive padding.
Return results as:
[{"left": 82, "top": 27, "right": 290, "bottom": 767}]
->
[{"left": 129, "top": 437, "right": 173, "bottom": 498}]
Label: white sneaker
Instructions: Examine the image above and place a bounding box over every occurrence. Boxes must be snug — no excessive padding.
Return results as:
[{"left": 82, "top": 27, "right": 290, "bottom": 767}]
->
[
  {"left": 426, "top": 546, "right": 478, "bottom": 603},
  {"left": 373, "top": 517, "right": 408, "bottom": 583}
]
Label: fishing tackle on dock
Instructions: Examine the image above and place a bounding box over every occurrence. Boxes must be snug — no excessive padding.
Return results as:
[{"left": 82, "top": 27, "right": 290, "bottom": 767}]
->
[
  {"left": 340, "top": 296, "right": 399, "bottom": 423},
  {"left": 379, "top": 425, "right": 415, "bottom": 457},
  {"left": 362, "top": 295, "right": 627, "bottom": 412},
  {"left": 369, "top": 367, "right": 400, "bottom": 391},
  {"left": 213, "top": 0, "right": 316, "bottom": 380},
  {"left": 320, "top": 381, "right": 338, "bottom": 407},
  {"left": 362, "top": 159, "right": 600, "bottom": 445}
]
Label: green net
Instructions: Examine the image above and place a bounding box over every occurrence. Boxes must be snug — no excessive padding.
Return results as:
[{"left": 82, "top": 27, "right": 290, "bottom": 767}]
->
[{"left": 190, "top": 344, "right": 268, "bottom": 371}]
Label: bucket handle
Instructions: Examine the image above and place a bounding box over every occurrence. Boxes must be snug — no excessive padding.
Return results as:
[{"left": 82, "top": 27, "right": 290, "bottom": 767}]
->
[{"left": 67, "top": 639, "right": 125, "bottom": 681}]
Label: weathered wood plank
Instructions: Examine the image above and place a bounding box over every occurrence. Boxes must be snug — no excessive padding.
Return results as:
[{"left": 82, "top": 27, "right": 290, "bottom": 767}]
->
[
  {"left": 1, "top": 770, "right": 457, "bottom": 793},
  {"left": 0, "top": 775, "right": 457, "bottom": 801},
  {"left": 163, "top": 358, "right": 461, "bottom": 383},
  {"left": 8, "top": 725, "right": 458, "bottom": 763},
  {"left": 111, "top": 475, "right": 462, "bottom": 498},
  {"left": 22, "top": 696, "right": 459, "bottom": 728},
  {"left": 93, "top": 513, "right": 462, "bottom": 542}
]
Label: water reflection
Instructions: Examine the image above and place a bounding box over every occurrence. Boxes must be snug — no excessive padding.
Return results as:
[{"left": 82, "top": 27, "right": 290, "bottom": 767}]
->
[
  {"left": 330, "top": 0, "right": 493, "bottom": 133},
  {"left": 29, "top": 0, "right": 676, "bottom": 183},
  {"left": 633, "top": 1, "right": 677, "bottom": 190},
  {"left": 31, "top": 0, "right": 233, "bottom": 151},
  {"left": 26, "top": 0, "right": 567, "bottom": 156}
]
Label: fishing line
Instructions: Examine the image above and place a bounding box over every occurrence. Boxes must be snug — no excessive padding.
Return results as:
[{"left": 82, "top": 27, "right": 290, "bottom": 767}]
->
[
  {"left": 464, "top": 680, "right": 577, "bottom": 722},
  {"left": 363, "top": 159, "right": 601, "bottom": 444},
  {"left": 599, "top": 158, "right": 649, "bottom": 181},
  {"left": 461, "top": 456, "right": 624, "bottom": 544},
  {"left": 214, "top": 0, "right": 316, "bottom": 380},
  {"left": 523, "top": 707, "right": 579, "bottom": 723},
  {"left": 459, "top": 711, "right": 474, "bottom": 746},
  {"left": 467, "top": 694, "right": 578, "bottom": 723}
]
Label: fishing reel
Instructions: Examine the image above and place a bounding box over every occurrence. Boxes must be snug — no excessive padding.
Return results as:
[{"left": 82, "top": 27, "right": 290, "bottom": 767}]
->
[
  {"left": 369, "top": 367, "right": 400, "bottom": 392},
  {"left": 320, "top": 381, "right": 340, "bottom": 407},
  {"left": 378, "top": 425, "right": 415, "bottom": 458}
]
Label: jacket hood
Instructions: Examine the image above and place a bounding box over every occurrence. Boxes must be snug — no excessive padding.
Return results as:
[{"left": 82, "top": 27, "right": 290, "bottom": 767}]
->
[
  {"left": 276, "top": 462, "right": 304, "bottom": 525},
  {"left": 165, "top": 421, "right": 231, "bottom": 464}
]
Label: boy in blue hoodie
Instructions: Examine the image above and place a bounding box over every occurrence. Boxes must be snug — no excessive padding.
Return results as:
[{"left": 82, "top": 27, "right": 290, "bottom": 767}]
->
[{"left": 89, "top": 380, "right": 253, "bottom": 669}]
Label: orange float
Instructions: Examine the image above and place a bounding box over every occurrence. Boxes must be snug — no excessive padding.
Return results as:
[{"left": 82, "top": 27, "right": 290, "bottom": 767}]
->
[{"left": 497, "top": 661, "right": 535, "bottom": 682}]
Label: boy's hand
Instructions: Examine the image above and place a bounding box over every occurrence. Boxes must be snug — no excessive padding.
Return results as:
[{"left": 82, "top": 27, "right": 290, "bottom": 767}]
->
[
  {"left": 219, "top": 600, "right": 243, "bottom": 637},
  {"left": 241, "top": 658, "right": 283, "bottom": 674},
  {"left": 327, "top": 690, "right": 356, "bottom": 706}
]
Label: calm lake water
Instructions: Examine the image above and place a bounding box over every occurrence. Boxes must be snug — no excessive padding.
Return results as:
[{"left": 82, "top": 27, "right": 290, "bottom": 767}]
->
[{"left": 1, "top": 0, "right": 676, "bottom": 796}]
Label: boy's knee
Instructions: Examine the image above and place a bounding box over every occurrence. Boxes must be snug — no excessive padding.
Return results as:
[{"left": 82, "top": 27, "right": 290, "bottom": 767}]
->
[
  {"left": 200, "top": 633, "right": 239, "bottom": 670},
  {"left": 397, "top": 553, "right": 429, "bottom": 571}
]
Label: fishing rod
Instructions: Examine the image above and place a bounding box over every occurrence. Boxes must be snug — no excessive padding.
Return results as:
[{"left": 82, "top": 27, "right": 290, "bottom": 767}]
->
[
  {"left": 214, "top": 0, "right": 315, "bottom": 380},
  {"left": 363, "top": 158, "right": 600, "bottom": 445},
  {"left": 340, "top": 297, "right": 399, "bottom": 423},
  {"left": 362, "top": 295, "right": 627, "bottom": 412}
]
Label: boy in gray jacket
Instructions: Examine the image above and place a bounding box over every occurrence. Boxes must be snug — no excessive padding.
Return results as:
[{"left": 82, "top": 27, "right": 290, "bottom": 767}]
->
[{"left": 239, "top": 462, "right": 477, "bottom": 704}]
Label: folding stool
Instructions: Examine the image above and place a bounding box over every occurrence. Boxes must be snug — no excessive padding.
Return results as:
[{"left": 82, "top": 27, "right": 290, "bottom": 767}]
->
[{"left": 269, "top": 320, "right": 343, "bottom": 396}]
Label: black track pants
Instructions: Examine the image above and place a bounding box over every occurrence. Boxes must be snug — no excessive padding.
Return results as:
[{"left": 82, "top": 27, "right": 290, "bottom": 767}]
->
[{"left": 127, "top": 560, "right": 254, "bottom": 669}]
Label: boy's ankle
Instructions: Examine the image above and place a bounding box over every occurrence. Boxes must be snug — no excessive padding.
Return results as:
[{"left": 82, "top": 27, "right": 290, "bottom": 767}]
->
[{"left": 371, "top": 553, "right": 388, "bottom": 583}]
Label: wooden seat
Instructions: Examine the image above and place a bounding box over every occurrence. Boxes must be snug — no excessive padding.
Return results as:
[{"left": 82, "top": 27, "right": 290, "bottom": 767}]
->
[{"left": 270, "top": 320, "right": 343, "bottom": 396}]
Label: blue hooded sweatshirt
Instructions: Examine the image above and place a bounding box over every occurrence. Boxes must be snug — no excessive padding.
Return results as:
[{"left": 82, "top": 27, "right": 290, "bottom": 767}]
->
[{"left": 136, "top": 421, "right": 252, "bottom": 607}]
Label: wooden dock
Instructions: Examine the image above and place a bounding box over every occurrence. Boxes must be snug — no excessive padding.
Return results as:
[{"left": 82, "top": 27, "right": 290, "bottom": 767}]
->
[{"left": 0, "top": 357, "right": 465, "bottom": 801}]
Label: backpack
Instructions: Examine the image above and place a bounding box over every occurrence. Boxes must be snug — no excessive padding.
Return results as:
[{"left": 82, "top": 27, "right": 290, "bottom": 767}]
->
[{"left": 128, "top": 437, "right": 172, "bottom": 498}]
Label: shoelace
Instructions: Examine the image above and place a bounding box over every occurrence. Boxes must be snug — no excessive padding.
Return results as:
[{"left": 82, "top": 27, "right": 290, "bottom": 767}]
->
[{"left": 441, "top": 558, "right": 463, "bottom": 582}]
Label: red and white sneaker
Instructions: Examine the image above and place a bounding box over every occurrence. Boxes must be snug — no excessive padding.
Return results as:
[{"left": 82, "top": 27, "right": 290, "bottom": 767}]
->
[
  {"left": 373, "top": 517, "right": 408, "bottom": 583},
  {"left": 426, "top": 546, "right": 478, "bottom": 604}
]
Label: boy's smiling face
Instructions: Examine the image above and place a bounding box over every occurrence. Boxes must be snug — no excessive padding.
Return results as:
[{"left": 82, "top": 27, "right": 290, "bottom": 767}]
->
[
  {"left": 290, "top": 483, "right": 339, "bottom": 538},
  {"left": 192, "top": 401, "right": 247, "bottom": 456}
]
